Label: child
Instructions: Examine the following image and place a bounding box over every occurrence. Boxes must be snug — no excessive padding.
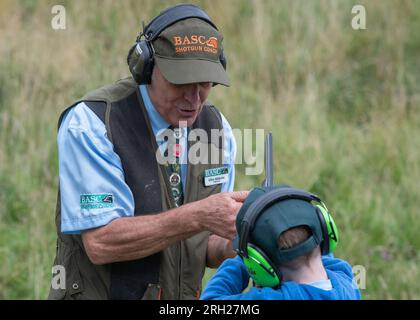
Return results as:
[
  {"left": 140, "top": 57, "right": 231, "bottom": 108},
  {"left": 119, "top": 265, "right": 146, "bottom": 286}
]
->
[{"left": 201, "top": 186, "right": 361, "bottom": 300}]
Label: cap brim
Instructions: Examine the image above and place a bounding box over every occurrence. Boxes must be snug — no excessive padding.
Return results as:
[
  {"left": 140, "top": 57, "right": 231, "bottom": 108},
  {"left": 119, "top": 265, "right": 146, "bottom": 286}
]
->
[{"left": 155, "top": 56, "right": 230, "bottom": 87}]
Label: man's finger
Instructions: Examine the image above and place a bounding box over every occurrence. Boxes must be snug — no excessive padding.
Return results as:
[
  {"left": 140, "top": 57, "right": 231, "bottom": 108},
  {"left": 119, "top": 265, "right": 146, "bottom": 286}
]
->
[{"left": 229, "top": 190, "right": 249, "bottom": 202}]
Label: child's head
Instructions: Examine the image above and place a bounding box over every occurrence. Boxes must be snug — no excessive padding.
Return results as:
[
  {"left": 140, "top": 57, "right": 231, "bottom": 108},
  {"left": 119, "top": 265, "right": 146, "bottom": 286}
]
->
[
  {"left": 277, "top": 225, "right": 321, "bottom": 270},
  {"left": 233, "top": 185, "right": 339, "bottom": 287}
]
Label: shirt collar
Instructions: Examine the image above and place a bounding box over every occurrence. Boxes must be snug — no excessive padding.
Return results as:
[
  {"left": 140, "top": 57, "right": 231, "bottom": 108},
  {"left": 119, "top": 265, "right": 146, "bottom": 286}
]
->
[{"left": 139, "top": 84, "right": 170, "bottom": 137}]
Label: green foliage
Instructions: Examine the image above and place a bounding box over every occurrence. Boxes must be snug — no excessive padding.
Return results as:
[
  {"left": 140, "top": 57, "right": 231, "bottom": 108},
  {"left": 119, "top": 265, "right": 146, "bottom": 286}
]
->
[{"left": 0, "top": 0, "right": 419, "bottom": 299}]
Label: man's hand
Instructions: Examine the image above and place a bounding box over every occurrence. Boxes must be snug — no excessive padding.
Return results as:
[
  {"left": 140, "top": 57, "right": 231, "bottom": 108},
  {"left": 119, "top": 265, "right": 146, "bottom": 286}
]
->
[
  {"left": 195, "top": 191, "right": 249, "bottom": 240},
  {"left": 206, "top": 234, "right": 237, "bottom": 268}
]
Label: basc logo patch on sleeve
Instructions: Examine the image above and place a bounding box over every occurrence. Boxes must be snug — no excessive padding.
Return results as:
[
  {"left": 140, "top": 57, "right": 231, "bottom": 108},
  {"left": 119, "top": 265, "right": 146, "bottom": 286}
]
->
[{"left": 80, "top": 193, "right": 114, "bottom": 209}]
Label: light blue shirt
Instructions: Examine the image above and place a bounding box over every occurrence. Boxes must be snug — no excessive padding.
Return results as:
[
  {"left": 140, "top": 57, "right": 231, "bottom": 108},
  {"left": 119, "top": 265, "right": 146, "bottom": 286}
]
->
[{"left": 58, "top": 85, "right": 236, "bottom": 234}]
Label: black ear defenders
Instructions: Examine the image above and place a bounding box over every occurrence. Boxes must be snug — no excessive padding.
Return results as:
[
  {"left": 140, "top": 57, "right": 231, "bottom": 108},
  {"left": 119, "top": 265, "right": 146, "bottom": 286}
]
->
[
  {"left": 236, "top": 187, "right": 339, "bottom": 288},
  {"left": 127, "top": 3, "right": 227, "bottom": 85}
]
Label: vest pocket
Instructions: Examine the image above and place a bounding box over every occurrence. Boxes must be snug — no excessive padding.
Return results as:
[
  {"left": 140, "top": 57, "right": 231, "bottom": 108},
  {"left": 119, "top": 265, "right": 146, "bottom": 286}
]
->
[
  {"left": 196, "top": 173, "right": 221, "bottom": 200},
  {"left": 64, "top": 248, "right": 85, "bottom": 299},
  {"left": 54, "top": 241, "right": 84, "bottom": 299}
]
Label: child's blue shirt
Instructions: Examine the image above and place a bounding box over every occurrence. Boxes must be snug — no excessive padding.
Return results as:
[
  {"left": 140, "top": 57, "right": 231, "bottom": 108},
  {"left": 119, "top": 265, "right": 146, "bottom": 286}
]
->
[{"left": 201, "top": 255, "right": 361, "bottom": 300}]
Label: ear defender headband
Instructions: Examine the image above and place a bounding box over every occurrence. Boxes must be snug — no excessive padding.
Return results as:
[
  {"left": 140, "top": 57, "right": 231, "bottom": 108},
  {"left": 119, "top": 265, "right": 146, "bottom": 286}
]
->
[
  {"left": 237, "top": 187, "right": 339, "bottom": 288},
  {"left": 127, "top": 4, "right": 227, "bottom": 84}
]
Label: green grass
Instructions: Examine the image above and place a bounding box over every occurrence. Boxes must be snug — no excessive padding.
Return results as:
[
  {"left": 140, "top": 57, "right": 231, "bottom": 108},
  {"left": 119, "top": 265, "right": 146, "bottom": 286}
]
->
[{"left": 1, "top": 0, "right": 419, "bottom": 299}]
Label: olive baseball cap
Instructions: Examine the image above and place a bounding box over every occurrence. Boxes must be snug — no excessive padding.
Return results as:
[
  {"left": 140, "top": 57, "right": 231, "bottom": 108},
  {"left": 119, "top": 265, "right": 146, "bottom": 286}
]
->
[
  {"left": 233, "top": 186, "right": 324, "bottom": 264},
  {"left": 152, "top": 18, "right": 230, "bottom": 86}
]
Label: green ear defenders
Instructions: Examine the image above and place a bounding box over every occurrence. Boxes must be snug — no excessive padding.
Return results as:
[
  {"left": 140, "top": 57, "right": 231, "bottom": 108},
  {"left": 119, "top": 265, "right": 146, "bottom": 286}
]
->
[
  {"left": 127, "top": 3, "right": 227, "bottom": 85},
  {"left": 236, "top": 187, "right": 339, "bottom": 288}
]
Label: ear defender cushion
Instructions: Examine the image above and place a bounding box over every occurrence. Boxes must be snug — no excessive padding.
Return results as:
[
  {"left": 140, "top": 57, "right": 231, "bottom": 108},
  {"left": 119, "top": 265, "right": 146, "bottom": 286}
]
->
[
  {"left": 242, "top": 243, "right": 281, "bottom": 288},
  {"left": 128, "top": 41, "right": 154, "bottom": 84},
  {"left": 315, "top": 205, "right": 339, "bottom": 254}
]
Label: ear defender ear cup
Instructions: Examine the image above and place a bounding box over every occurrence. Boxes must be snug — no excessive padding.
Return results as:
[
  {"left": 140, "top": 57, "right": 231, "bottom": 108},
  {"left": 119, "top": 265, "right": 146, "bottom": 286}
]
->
[
  {"left": 315, "top": 205, "right": 339, "bottom": 254},
  {"left": 128, "top": 41, "right": 154, "bottom": 84},
  {"left": 241, "top": 243, "right": 281, "bottom": 288}
]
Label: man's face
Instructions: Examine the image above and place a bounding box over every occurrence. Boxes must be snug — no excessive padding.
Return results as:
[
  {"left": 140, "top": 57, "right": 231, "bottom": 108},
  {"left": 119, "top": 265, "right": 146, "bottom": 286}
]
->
[{"left": 147, "top": 66, "right": 212, "bottom": 127}]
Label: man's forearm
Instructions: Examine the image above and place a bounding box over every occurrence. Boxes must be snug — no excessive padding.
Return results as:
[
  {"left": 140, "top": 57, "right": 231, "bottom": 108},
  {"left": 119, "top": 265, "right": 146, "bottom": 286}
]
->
[{"left": 82, "top": 201, "right": 203, "bottom": 264}]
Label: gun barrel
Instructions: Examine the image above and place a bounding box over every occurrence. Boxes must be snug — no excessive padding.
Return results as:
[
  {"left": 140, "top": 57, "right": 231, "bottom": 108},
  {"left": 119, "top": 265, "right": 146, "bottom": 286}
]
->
[{"left": 263, "top": 132, "right": 273, "bottom": 187}]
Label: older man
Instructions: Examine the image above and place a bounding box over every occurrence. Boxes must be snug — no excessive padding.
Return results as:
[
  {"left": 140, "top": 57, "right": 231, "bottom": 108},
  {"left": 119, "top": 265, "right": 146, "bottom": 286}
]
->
[{"left": 49, "top": 4, "right": 247, "bottom": 300}]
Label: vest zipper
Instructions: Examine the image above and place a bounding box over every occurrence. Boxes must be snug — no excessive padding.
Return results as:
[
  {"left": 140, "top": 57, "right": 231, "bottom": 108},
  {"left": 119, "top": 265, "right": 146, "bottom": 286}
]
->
[
  {"left": 179, "top": 165, "right": 189, "bottom": 299},
  {"left": 177, "top": 136, "right": 191, "bottom": 300}
]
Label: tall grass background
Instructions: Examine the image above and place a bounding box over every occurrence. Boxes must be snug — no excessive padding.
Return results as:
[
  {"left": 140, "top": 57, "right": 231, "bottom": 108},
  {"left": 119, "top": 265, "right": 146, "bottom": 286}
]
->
[{"left": 0, "top": 0, "right": 419, "bottom": 299}]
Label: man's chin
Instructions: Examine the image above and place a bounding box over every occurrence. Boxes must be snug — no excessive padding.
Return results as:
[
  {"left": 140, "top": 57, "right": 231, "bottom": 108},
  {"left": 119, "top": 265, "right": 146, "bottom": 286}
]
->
[{"left": 174, "top": 110, "right": 200, "bottom": 127}]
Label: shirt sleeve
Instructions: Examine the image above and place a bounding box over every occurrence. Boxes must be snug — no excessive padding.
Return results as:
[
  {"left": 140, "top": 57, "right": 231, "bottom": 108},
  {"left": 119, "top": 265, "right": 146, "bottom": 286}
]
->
[
  {"left": 220, "top": 112, "right": 236, "bottom": 193},
  {"left": 58, "top": 103, "right": 135, "bottom": 234},
  {"left": 201, "top": 256, "right": 250, "bottom": 300}
]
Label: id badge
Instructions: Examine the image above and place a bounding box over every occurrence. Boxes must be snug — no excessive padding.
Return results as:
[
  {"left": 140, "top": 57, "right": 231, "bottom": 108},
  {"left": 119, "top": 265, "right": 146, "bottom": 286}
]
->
[{"left": 203, "top": 167, "right": 229, "bottom": 186}]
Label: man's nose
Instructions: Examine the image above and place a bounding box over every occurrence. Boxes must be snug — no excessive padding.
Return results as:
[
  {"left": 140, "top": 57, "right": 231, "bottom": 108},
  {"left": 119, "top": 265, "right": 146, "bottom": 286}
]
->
[{"left": 184, "top": 84, "right": 201, "bottom": 107}]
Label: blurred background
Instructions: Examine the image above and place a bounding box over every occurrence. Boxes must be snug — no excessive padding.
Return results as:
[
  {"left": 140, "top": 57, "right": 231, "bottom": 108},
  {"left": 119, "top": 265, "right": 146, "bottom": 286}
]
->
[{"left": 0, "top": 0, "right": 419, "bottom": 299}]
